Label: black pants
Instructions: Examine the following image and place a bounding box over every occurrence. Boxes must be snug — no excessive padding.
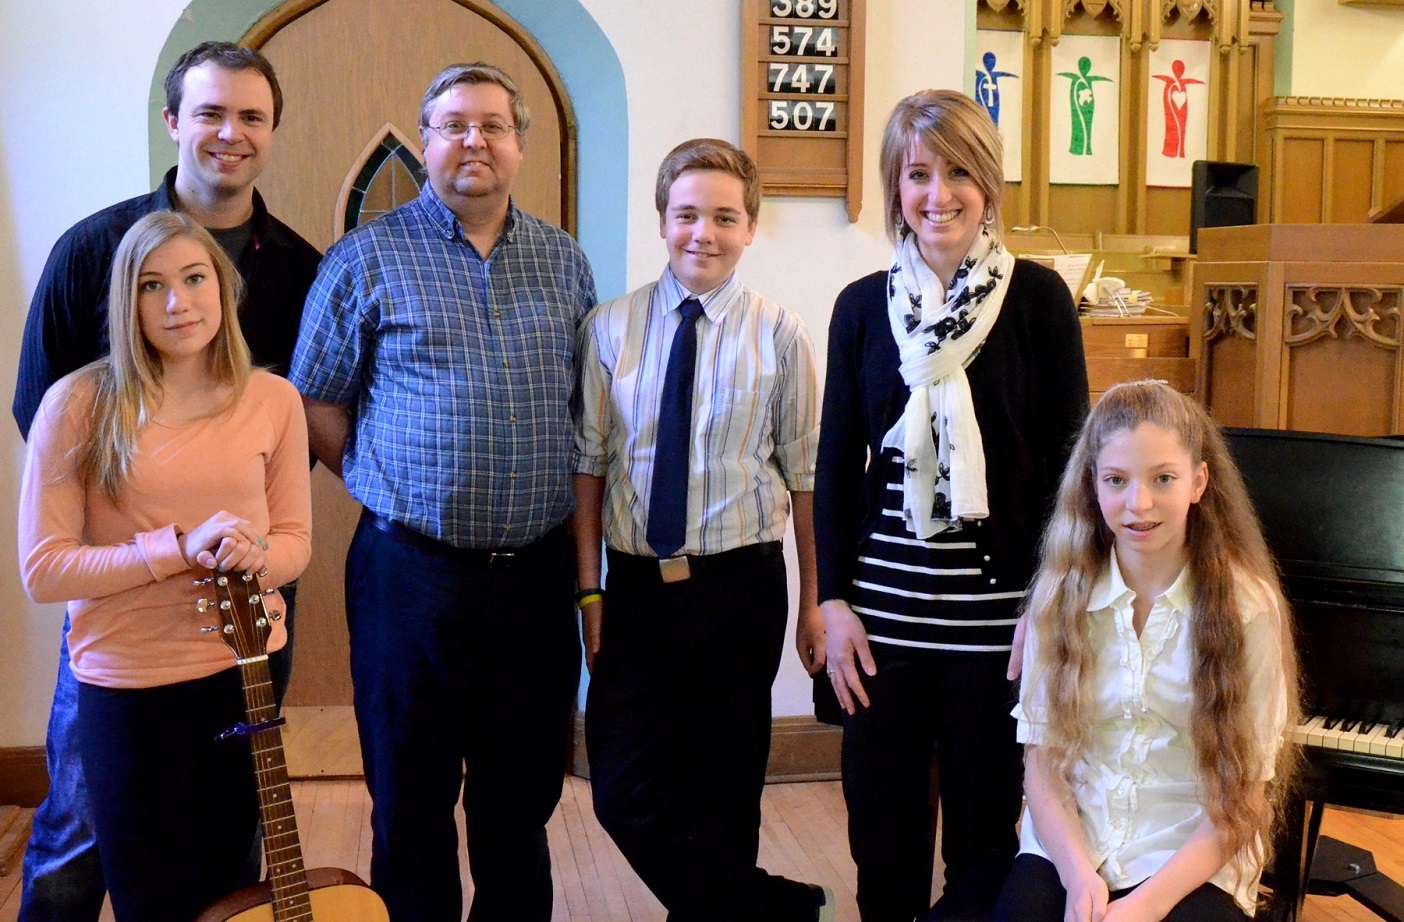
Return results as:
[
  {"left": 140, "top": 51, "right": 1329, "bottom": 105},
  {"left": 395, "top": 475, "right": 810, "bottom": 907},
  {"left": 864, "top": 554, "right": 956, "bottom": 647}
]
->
[
  {"left": 991, "top": 854, "right": 1250, "bottom": 921},
  {"left": 587, "top": 545, "right": 817, "bottom": 922},
  {"left": 346, "top": 514, "right": 580, "bottom": 922},
  {"left": 842, "top": 649, "right": 1023, "bottom": 922},
  {"left": 76, "top": 671, "right": 259, "bottom": 922}
]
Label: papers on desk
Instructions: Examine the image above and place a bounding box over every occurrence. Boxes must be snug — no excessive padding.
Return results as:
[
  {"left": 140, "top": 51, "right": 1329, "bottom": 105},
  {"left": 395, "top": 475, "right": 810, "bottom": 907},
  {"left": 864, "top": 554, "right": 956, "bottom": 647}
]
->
[
  {"left": 1077, "top": 261, "right": 1154, "bottom": 316},
  {"left": 1050, "top": 253, "right": 1093, "bottom": 306}
]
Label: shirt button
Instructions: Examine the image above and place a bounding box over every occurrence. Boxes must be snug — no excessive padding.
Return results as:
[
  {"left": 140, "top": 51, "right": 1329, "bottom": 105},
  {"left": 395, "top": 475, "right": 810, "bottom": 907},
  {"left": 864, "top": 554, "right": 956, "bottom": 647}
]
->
[
  {"left": 502, "top": 359, "right": 510, "bottom": 368},
  {"left": 503, "top": 524, "right": 513, "bottom": 532},
  {"left": 508, "top": 415, "right": 517, "bottom": 423},
  {"left": 989, "top": 578, "right": 997, "bottom": 585},
  {"left": 509, "top": 471, "right": 517, "bottom": 479},
  {"left": 493, "top": 310, "right": 502, "bottom": 318},
  {"left": 983, "top": 555, "right": 991, "bottom": 562}
]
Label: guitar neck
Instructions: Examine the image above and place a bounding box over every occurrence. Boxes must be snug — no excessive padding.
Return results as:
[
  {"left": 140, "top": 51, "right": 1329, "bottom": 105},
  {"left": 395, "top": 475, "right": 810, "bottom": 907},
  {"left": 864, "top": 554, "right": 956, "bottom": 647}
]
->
[{"left": 235, "top": 639, "right": 313, "bottom": 918}]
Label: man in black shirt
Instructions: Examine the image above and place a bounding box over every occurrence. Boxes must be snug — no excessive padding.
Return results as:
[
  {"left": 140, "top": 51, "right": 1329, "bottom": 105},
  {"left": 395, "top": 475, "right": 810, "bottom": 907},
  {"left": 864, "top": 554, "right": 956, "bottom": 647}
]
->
[{"left": 11, "top": 41, "right": 319, "bottom": 922}]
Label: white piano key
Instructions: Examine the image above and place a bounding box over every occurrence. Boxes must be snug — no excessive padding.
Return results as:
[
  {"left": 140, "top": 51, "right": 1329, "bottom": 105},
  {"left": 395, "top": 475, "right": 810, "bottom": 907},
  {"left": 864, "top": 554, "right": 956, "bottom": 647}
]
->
[
  {"left": 1386, "top": 729, "right": 1404, "bottom": 760},
  {"left": 1303, "top": 716, "right": 1329, "bottom": 749},
  {"left": 1369, "top": 723, "right": 1394, "bottom": 756},
  {"left": 1353, "top": 723, "right": 1387, "bottom": 754},
  {"left": 1319, "top": 718, "right": 1349, "bottom": 751},
  {"left": 1290, "top": 716, "right": 1318, "bottom": 746}
]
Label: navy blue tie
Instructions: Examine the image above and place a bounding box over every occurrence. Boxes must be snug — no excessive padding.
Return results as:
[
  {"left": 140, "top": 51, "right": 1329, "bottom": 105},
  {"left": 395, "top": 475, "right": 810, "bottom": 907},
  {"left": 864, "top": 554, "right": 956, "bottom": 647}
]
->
[{"left": 646, "top": 297, "right": 705, "bottom": 558}]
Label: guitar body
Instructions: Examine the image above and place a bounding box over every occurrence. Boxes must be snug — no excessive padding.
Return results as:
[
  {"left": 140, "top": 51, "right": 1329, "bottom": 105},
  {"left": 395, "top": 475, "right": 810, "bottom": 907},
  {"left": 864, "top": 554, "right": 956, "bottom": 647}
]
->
[{"left": 196, "top": 867, "right": 389, "bottom": 922}]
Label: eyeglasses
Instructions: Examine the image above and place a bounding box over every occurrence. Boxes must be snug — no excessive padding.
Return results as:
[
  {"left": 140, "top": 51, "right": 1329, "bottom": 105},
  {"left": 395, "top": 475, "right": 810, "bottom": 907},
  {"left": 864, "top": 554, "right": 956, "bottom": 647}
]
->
[{"left": 425, "top": 120, "right": 518, "bottom": 142}]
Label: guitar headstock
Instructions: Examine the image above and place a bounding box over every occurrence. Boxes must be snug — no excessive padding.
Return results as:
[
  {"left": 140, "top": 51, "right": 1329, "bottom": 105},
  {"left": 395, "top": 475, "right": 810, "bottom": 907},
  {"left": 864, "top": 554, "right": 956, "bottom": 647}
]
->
[{"left": 197, "top": 570, "right": 276, "bottom": 662}]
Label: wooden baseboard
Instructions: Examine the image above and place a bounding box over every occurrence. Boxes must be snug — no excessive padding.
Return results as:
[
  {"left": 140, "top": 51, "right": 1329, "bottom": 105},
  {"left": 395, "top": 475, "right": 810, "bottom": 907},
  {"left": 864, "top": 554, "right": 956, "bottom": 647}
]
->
[
  {"left": 568, "top": 711, "right": 841, "bottom": 783},
  {"left": 0, "top": 747, "right": 48, "bottom": 808}
]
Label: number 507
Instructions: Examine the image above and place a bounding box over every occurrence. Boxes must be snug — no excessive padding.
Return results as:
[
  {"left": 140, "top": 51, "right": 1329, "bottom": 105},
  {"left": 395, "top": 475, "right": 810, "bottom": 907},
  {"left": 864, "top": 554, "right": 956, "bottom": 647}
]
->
[{"left": 768, "top": 100, "right": 837, "bottom": 132}]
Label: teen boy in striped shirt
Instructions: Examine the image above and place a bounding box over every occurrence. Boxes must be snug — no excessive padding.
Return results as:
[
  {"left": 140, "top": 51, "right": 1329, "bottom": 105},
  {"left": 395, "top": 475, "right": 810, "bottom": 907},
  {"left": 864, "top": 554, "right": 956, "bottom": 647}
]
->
[{"left": 572, "top": 138, "right": 832, "bottom": 921}]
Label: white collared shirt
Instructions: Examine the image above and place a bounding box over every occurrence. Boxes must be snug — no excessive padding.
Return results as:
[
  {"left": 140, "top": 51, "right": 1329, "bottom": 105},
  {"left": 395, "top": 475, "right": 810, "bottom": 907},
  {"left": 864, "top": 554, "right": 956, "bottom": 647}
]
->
[
  {"left": 1013, "top": 551, "right": 1290, "bottom": 914},
  {"left": 574, "top": 267, "right": 818, "bottom": 556}
]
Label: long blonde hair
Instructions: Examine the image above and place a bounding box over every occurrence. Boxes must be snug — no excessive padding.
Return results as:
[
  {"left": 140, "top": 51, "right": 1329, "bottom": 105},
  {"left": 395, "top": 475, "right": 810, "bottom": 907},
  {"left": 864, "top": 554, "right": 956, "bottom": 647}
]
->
[
  {"left": 1024, "top": 381, "right": 1299, "bottom": 862},
  {"left": 77, "top": 210, "right": 250, "bottom": 500}
]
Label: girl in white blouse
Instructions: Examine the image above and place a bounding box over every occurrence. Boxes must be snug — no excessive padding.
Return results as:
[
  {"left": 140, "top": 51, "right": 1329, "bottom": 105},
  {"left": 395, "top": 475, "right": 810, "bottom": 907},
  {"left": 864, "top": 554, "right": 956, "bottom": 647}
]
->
[{"left": 992, "top": 381, "right": 1299, "bottom": 922}]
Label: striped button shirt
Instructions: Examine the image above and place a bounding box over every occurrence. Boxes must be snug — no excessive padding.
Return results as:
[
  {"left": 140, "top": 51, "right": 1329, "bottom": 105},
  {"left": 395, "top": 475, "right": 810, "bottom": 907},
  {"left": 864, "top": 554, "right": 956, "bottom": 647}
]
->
[
  {"left": 847, "top": 452, "right": 1025, "bottom": 652},
  {"left": 290, "top": 184, "right": 597, "bottom": 549},
  {"left": 574, "top": 268, "right": 818, "bottom": 556}
]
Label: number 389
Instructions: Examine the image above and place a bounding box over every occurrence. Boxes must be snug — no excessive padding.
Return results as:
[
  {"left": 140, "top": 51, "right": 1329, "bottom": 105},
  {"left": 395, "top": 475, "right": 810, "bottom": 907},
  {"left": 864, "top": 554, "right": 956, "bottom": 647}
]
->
[{"left": 770, "top": 0, "right": 839, "bottom": 18}]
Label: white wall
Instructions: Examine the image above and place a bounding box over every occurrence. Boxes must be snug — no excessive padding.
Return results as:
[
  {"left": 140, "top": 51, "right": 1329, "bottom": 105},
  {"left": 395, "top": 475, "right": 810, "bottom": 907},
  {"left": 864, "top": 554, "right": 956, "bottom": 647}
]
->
[
  {"left": 0, "top": 0, "right": 970, "bottom": 745},
  {"left": 0, "top": 0, "right": 195, "bottom": 746},
  {"left": 1283, "top": 0, "right": 1404, "bottom": 98}
]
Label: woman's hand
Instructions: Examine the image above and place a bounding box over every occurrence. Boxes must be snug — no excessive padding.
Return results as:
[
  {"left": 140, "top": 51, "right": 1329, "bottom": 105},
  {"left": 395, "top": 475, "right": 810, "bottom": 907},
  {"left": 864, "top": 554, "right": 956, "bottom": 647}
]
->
[
  {"left": 181, "top": 511, "right": 267, "bottom": 574},
  {"left": 821, "top": 599, "right": 876, "bottom": 714},
  {"left": 1062, "top": 866, "right": 1110, "bottom": 922},
  {"left": 1007, "top": 610, "right": 1029, "bottom": 680}
]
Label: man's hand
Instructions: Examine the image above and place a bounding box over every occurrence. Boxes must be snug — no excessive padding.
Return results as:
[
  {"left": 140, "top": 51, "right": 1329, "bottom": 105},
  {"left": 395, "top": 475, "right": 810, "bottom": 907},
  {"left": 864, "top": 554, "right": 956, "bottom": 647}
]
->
[{"left": 795, "top": 603, "right": 827, "bottom": 675}]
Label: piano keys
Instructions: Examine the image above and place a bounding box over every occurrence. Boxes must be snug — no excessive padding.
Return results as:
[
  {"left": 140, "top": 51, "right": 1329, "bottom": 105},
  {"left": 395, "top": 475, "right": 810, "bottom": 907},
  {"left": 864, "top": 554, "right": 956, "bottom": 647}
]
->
[{"left": 1291, "top": 716, "right": 1404, "bottom": 760}]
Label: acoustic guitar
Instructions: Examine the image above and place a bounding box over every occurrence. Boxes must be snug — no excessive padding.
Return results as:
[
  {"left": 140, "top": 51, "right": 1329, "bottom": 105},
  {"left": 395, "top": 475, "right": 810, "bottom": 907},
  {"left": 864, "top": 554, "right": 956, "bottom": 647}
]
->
[{"left": 194, "top": 570, "right": 389, "bottom": 922}]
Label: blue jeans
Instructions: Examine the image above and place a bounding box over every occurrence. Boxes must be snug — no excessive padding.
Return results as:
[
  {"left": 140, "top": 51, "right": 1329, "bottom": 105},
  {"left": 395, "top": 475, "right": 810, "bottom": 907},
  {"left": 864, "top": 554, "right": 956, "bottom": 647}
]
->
[{"left": 18, "top": 587, "right": 297, "bottom": 922}]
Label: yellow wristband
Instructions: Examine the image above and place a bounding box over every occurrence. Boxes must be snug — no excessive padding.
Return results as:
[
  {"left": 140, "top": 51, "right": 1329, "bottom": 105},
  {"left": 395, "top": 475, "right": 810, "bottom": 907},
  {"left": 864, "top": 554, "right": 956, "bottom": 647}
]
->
[{"left": 577, "top": 592, "right": 604, "bottom": 608}]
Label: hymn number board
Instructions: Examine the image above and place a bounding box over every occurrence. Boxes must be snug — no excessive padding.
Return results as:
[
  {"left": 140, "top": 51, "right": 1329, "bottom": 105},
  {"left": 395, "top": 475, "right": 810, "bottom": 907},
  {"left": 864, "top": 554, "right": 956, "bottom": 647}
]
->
[{"left": 741, "top": 0, "right": 866, "bottom": 221}]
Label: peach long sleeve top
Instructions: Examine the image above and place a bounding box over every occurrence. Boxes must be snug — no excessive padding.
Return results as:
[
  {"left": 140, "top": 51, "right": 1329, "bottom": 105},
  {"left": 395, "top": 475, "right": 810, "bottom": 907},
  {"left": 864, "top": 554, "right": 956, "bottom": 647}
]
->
[{"left": 19, "top": 369, "right": 312, "bottom": 689}]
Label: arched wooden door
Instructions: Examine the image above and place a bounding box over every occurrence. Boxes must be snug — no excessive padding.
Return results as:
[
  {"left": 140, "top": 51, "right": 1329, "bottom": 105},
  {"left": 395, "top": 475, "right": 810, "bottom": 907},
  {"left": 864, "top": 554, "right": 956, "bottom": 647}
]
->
[{"left": 244, "top": 0, "right": 574, "bottom": 774}]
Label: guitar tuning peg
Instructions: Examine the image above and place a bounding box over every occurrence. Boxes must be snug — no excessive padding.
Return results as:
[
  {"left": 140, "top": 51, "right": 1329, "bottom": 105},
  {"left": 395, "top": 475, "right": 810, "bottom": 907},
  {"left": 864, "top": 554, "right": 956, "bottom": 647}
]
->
[
  {"left": 247, "top": 595, "right": 260, "bottom": 605},
  {"left": 196, "top": 599, "right": 210, "bottom": 612},
  {"left": 223, "top": 624, "right": 235, "bottom": 635},
  {"left": 261, "top": 588, "right": 277, "bottom": 597},
  {"left": 193, "top": 577, "right": 213, "bottom": 586},
  {"left": 256, "top": 617, "right": 268, "bottom": 629},
  {"left": 220, "top": 600, "right": 232, "bottom": 611},
  {"left": 199, "top": 625, "right": 220, "bottom": 633},
  {"left": 216, "top": 576, "right": 229, "bottom": 587},
  {"left": 241, "top": 572, "right": 253, "bottom": 582},
  {"left": 268, "top": 611, "right": 283, "bottom": 621}
]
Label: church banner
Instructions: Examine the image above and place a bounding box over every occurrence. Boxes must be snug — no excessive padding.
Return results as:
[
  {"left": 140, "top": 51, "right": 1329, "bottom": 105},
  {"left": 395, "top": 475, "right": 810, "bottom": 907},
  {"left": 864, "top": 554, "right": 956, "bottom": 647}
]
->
[
  {"left": 1050, "top": 33, "right": 1120, "bottom": 186},
  {"left": 1146, "top": 39, "right": 1211, "bottom": 188},
  {"left": 975, "top": 29, "right": 1024, "bottom": 183}
]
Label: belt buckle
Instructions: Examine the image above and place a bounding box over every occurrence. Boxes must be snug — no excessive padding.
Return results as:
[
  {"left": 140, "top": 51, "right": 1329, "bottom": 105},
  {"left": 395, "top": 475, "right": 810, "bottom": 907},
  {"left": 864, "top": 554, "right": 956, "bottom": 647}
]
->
[
  {"left": 658, "top": 556, "right": 691, "bottom": 583},
  {"left": 488, "top": 551, "right": 517, "bottom": 567}
]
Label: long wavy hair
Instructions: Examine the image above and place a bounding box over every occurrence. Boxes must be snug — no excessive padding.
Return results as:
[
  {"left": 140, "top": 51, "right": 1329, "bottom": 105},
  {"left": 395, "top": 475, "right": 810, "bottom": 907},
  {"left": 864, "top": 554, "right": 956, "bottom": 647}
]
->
[
  {"left": 77, "top": 210, "right": 249, "bottom": 501},
  {"left": 1023, "top": 381, "right": 1299, "bottom": 864}
]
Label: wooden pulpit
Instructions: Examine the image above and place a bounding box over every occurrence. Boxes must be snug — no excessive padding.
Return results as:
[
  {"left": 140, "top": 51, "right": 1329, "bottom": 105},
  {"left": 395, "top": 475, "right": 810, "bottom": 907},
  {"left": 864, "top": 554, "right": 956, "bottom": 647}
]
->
[{"left": 1192, "top": 224, "right": 1404, "bottom": 436}]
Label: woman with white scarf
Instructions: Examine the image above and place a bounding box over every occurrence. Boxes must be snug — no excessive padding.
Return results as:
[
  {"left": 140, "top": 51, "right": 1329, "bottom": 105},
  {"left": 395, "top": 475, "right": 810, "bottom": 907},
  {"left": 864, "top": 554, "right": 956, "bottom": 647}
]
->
[{"left": 808, "top": 90, "right": 1089, "bottom": 922}]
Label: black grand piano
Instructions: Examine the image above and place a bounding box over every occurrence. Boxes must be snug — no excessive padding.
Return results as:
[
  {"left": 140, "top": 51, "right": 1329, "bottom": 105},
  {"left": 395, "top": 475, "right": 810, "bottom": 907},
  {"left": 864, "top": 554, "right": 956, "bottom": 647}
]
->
[{"left": 1225, "top": 428, "right": 1404, "bottom": 922}]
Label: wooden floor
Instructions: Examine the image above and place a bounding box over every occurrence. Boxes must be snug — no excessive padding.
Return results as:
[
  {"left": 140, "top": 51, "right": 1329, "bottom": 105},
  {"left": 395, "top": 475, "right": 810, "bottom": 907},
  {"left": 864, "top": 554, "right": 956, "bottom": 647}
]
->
[{"left": 1, "top": 778, "right": 1401, "bottom": 921}]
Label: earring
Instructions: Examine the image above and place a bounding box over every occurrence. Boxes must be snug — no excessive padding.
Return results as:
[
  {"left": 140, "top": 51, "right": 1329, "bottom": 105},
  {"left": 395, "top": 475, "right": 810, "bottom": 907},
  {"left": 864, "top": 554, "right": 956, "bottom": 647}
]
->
[{"left": 982, "top": 203, "right": 996, "bottom": 226}]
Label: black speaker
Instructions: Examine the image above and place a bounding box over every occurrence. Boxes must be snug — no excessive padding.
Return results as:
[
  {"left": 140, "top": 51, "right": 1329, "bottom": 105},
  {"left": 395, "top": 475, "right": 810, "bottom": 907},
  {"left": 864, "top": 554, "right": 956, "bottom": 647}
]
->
[{"left": 1190, "top": 160, "right": 1258, "bottom": 254}]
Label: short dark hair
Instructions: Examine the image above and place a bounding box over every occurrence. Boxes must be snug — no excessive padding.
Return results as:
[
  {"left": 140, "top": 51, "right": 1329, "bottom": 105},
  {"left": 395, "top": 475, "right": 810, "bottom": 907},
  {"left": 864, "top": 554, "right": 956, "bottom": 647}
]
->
[
  {"left": 164, "top": 42, "right": 283, "bottom": 129},
  {"left": 419, "top": 62, "right": 531, "bottom": 151},
  {"left": 654, "top": 138, "right": 761, "bottom": 224}
]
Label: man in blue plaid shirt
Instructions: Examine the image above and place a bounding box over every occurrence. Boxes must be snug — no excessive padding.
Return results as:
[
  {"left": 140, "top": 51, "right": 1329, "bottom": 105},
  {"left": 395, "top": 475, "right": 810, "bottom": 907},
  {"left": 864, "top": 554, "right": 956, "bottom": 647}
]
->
[{"left": 290, "top": 62, "right": 596, "bottom": 922}]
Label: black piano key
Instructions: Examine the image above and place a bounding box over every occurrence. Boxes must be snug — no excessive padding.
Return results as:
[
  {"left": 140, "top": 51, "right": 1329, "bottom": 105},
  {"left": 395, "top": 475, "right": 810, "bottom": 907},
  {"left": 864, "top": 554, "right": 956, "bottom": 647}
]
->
[
  {"left": 1388, "top": 722, "right": 1404, "bottom": 740},
  {"left": 1324, "top": 716, "right": 1341, "bottom": 730},
  {"left": 1342, "top": 719, "right": 1359, "bottom": 733}
]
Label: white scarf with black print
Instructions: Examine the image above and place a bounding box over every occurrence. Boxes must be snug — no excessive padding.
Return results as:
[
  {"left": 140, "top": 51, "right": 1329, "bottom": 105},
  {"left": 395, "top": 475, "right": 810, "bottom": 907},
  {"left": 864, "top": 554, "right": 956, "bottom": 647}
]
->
[{"left": 881, "top": 229, "right": 1013, "bottom": 538}]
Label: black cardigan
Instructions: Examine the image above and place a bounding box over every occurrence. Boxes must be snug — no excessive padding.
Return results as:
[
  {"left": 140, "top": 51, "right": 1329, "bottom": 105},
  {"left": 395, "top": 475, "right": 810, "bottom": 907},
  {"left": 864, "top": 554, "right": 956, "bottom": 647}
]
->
[{"left": 814, "top": 258, "right": 1090, "bottom": 604}]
